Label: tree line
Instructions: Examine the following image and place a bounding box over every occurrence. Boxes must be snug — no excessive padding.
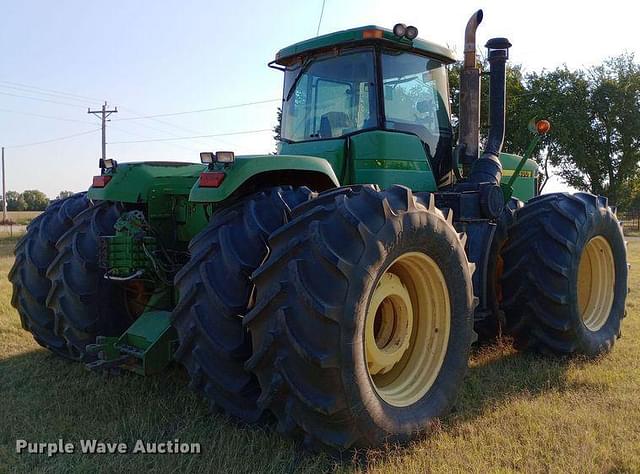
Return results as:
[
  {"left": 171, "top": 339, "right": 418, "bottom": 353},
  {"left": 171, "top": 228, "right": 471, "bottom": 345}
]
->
[
  {"left": 3, "top": 190, "right": 74, "bottom": 212},
  {"left": 450, "top": 53, "right": 640, "bottom": 210}
]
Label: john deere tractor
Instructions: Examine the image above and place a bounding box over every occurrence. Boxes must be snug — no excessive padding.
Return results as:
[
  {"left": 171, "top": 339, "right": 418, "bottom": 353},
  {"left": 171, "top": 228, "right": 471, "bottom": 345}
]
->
[{"left": 10, "top": 10, "right": 627, "bottom": 451}]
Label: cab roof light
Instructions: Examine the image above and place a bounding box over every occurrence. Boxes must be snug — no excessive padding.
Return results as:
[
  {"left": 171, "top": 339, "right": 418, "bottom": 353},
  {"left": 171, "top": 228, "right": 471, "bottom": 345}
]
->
[
  {"left": 405, "top": 25, "right": 419, "bottom": 40},
  {"left": 393, "top": 23, "right": 418, "bottom": 40},
  {"left": 392, "top": 23, "right": 406, "bottom": 37}
]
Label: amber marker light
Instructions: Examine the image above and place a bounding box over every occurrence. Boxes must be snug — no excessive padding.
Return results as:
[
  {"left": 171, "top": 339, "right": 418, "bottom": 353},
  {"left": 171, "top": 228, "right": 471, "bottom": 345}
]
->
[
  {"left": 536, "top": 119, "right": 551, "bottom": 134},
  {"left": 362, "top": 29, "right": 383, "bottom": 39}
]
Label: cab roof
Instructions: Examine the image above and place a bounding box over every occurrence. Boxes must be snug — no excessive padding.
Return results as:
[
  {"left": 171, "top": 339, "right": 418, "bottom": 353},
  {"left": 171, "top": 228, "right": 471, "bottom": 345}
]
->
[{"left": 274, "top": 25, "right": 457, "bottom": 65}]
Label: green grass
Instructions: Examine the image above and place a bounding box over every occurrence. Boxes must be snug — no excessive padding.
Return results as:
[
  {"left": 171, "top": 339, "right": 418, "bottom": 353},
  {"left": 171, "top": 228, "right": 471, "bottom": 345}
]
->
[
  {"left": 2, "top": 211, "right": 41, "bottom": 225},
  {"left": 1, "top": 237, "right": 639, "bottom": 473}
]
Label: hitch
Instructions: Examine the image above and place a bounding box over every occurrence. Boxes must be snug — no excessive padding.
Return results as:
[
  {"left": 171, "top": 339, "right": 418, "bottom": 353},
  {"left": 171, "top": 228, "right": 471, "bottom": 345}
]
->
[{"left": 85, "top": 311, "right": 178, "bottom": 376}]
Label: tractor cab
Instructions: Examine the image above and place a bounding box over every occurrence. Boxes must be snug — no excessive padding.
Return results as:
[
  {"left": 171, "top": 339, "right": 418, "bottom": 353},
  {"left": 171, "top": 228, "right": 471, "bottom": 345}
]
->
[{"left": 274, "top": 26, "right": 457, "bottom": 189}]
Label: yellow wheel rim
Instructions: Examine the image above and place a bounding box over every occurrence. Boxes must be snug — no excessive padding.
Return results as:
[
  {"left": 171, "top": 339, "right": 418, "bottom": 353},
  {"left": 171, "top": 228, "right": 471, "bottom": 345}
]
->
[
  {"left": 365, "top": 252, "right": 450, "bottom": 407},
  {"left": 577, "top": 236, "right": 615, "bottom": 332}
]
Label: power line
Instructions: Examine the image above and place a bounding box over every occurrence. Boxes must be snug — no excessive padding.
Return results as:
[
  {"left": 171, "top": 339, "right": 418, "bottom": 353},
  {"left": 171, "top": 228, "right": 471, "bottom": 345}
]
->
[
  {"left": 109, "top": 128, "right": 272, "bottom": 144},
  {"left": 108, "top": 123, "right": 201, "bottom": 153},
  {"left": 7, "top": 128, "right": 100, "bottom": 149},
  {"left": 316, "top": 0, "right": 327, "bottom": 36},
  {"left": 0, "top": 80, "right": 102, "bottom": 102},
  {"left": 0, "top": 108, "right": 93, "bottom": 124},
  {"left": 117, "top": 99, "right": 280, "bottom": 120},
  {"left": 0, "top": 84, "right": 91, "bottom": 105},
  {"left": 0, "top": 91, "right": 86, "bottom": 108},
  {"left": 117, "top": 105, "right": 241, "bottom": 149}
]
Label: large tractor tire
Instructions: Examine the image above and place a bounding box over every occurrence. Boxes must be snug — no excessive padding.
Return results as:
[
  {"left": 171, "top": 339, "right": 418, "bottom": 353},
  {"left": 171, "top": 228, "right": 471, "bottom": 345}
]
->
[
  {"left": 172, "top": 186, "right": 313, "bottom": 423},
  {"left": 244, "top": 185, "right": 476, "bottom": 450},
  {"left": 8, "top": 193, "right": 89, "bottom": 356},
  {"left": 502, "top": 192, "right": 627, "bottom": 357},
  {"left": 46, "top": 202, "right": 133, "bottom": 361}
]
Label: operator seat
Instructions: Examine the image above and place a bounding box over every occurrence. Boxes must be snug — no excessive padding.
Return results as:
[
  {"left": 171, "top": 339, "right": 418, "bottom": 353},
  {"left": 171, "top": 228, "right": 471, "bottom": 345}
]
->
[{"left": 319, "top": 112, "right": 354, "bottom": 139}]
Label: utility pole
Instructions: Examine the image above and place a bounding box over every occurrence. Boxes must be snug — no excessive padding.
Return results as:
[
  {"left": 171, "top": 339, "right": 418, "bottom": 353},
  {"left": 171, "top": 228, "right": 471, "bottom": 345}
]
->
[
  {"left": 1, "top": 146, "right": 5, "bottom": 223},
  {"left": 88, "top": 102, "right": 117, "bottom": 160}
]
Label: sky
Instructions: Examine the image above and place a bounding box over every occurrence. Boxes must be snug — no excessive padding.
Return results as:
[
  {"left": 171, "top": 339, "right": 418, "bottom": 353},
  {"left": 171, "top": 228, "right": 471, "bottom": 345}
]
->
[{"left": 1, "top": 0, "right": 638, "bottom": 197}]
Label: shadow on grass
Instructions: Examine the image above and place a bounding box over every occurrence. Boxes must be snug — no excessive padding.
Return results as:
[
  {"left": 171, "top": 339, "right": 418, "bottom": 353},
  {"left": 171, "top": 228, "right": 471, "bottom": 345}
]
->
[
  {"left": 453, "top": 341, "right": 605, "bottom": 423},
  {"left": 0, "top": 347, "right": 335, "bottom": 474},
  {"left": 350, "top": 340, "right": 607, "bottom": 470},
  {"left": 0, "top": 337, "right": 603, "bottom": 473}
]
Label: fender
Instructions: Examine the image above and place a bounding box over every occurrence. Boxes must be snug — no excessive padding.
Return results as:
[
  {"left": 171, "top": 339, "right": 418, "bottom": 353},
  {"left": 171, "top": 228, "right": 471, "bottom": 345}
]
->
[
  {"left": 189, "top": 154, "right": 339, "bottom": 203},
  {"left": 87, "top": 162, "right": 205, "bottom": 203}
]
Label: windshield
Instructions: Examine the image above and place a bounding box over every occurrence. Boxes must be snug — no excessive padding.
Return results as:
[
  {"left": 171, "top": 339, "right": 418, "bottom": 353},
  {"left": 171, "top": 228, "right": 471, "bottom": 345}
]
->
[
  {"left": 381, "top": 51, "right": 452, "bottom": 161},
  {"left": 281, "top": 49, "right": 377, "bottom": 142}
]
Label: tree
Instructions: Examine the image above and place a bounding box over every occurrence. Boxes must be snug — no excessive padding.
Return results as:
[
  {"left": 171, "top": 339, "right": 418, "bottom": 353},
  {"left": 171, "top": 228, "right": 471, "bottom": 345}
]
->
[
  {"left": 57, "top": 190, "right": 74, "bottom": 200},
  {"left": 22, "top": 190, "right": 50, "bottom": 211},
  {"left": 5, "top": 191, "right": 27, "bottom": 211},
  {"left": 450, "top": 54, "right": 640, "bottom": 204},
  {"left": 273, "top": 107, "right": 282, "bottom": 154},
  {"left": 448, "top": 60, "right": 533, "bottom": 156},
  {"left": 526, "top": 54, "right": 640, "bottom": 205}
]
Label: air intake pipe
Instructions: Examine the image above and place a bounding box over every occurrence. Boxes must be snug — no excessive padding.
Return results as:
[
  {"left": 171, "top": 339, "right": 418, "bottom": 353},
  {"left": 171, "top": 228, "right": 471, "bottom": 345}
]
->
[
  {"left": 458, "top": 9, "right": 483, "bottom": 174},
  {"left": 467, "top": 37, "right": 512, "bottom": 185}
]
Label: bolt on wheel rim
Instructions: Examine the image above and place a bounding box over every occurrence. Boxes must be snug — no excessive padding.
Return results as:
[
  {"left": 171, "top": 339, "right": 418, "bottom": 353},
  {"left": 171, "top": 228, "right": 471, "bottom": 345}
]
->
[
  {"left": 577, "top": 236, "right": 615, "bottom": 332},
  {"left": 365, "top": 252, "right": 451, "bottom": 407}
]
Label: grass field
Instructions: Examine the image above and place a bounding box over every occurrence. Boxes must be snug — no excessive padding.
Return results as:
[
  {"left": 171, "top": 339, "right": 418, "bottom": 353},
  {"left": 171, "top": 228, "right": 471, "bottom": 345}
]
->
[
  {"left": 1, "top": 211, "right": 41, "bottom": 225},
  {"left": 1, "top": 236, "right": 639, "bottom": 473}
]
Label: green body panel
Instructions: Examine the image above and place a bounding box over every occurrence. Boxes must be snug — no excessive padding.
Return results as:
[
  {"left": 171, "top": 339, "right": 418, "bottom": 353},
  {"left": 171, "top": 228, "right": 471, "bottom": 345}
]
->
[
  {"left": 188, "top": 154, "right": 339, "bottom": 203},
  {"left": 281, "top": 133, "right": 538, "bottom": 197},
  {"left": 498, "top": 152, "right": 538, "bottom": 202},
  {"left": 88, "top": 162, "right": 204, "bottom": 203},
  {"left": 275, "top": 25, "right": 456, "bottom": 64},
  {"left": 88, "top": 162, "right": 210, "bottom": 245},
  {"left": 279, "top": 139, "right": 347, "bottom": 182},
  {"left": 348, "top": 131, "right": 437, "bottom": 191}
]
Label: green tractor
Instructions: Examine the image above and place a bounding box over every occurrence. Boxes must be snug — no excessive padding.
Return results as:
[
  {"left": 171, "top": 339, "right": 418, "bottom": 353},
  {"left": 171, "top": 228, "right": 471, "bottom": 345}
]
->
[{"left": 9, "top": 10, "right": 627, "bottom": 451}]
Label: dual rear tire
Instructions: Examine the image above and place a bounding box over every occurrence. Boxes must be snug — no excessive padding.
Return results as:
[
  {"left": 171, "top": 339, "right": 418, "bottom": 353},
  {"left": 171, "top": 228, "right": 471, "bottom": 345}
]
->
[
  {"left": 172, "top": 186, "right": 314, "bottom": 422},
  {"left": 244, "top": 185, "right": 475, "bottom": 449},
  {"left": 9, "top": 193, "right": 89, "bottom": 356}
]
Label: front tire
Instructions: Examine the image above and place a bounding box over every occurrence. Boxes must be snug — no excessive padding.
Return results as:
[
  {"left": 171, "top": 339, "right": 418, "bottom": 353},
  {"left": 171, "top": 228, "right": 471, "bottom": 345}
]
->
[
  {"left": 501, "top": 192, "right": 627, "bottom": 356},
  {"left": 245, "top": 185, "right": 476, "bottom": 450}
]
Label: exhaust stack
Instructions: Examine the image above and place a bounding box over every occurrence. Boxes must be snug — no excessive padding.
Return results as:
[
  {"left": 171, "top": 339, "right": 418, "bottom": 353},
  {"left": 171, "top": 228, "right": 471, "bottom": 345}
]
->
[
  {"left": 458, "top": 9, "right": 483, "bottom": 174},
  {"left": 468, "top": 37, "right": 512, "bottom": 184}
]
